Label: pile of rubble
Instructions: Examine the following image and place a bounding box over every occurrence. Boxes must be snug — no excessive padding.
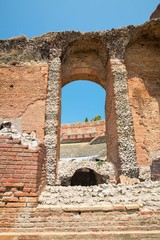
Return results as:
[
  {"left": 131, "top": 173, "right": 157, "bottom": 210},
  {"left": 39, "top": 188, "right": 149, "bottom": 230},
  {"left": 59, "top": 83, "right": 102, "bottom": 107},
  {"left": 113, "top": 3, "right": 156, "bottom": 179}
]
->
[{"left": 0, "top": 121, "right": 39, "bottom": 149}]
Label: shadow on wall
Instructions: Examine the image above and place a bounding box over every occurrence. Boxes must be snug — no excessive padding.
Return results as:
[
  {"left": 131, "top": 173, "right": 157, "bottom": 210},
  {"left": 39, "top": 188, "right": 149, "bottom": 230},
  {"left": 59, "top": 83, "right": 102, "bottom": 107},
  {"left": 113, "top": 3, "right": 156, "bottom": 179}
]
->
[
  {"left": 61, "top": 168, "right": 108, "bottom": 187},
  {"left": 151, "top": 158, "right": 160, "bottom": 180}
]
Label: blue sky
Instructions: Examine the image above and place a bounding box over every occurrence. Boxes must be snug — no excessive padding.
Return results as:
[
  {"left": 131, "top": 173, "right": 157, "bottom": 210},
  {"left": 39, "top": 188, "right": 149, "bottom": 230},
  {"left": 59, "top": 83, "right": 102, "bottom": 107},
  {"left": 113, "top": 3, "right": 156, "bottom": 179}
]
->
[{"left": 0, "top": 0, "right": 159, "bottom": 123}]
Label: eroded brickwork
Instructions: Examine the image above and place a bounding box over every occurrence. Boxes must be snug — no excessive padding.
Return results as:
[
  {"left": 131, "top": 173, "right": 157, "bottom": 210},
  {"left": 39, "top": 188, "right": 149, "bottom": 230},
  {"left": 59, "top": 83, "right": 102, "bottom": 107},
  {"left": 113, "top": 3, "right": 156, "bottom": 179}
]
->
[
  {"left": 0, "top": 136, "right": 46, "bottom": 206},
  {"left": 61, "top": 120, "right": 105, "bottom": 139},
  {"left": 125, "top": 39, "right": 160, "bottom": 179},
  {"left": 0, "top": 64, "right": 48, "bottom": 141}
]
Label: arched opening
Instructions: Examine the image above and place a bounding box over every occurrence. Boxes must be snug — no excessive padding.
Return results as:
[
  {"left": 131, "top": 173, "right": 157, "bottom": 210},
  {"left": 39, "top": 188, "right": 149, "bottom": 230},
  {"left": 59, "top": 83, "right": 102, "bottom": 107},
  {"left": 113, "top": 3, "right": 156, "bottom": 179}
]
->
[
  {"left": 55, "top": 36, "right": 119, "bottom": 185},
  {"left": 60, "top": 81, "right": 107, "bottom": 179},
  {"left": 71, "top": 168, "right": 98, "bottom": 186},
  {"left": 61, "top": 80, "right": 105, "bottom": 124},
  {"left": 45, "top": 35, "right": 119, "bottom": 185}
]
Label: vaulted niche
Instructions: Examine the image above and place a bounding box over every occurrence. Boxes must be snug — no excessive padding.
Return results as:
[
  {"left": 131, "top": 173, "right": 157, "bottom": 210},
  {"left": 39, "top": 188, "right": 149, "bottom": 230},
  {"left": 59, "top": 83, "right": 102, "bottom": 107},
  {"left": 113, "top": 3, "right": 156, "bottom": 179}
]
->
[{"left": 71, "top": 168, "right": 103, "bottom": 186}]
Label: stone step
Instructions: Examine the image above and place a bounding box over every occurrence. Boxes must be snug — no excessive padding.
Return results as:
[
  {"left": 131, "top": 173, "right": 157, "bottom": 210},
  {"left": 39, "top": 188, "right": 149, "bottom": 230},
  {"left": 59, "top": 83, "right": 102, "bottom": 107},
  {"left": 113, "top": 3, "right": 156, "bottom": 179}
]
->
[
  {"left": 34, "top": 221, "right": 160, "bottom": 228},
  {"left": 12, "top": 217, "right": 160, "bottom": 230},
  {"left": 12, "top": 225, "right": 160, "bottom": 232},
  {"left": 23, "top": 214, "right": 160, "bottom": 226},
  {"left": 18, "top": 220, "right": 159, "bottom": 229},
  {"left": 0, "top": 230, "right": 160, "bottom": 240}
]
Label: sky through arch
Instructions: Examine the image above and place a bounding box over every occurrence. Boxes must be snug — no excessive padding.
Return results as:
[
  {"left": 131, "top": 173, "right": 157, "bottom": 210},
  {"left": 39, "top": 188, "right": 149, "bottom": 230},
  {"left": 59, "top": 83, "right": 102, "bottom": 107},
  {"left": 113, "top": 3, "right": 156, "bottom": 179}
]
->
[
  {"left": 61, "top": 80, "right": 105, "bottom": 124},
  {"left": 0, "top": 0, "right": 159, "bottom": 124}
]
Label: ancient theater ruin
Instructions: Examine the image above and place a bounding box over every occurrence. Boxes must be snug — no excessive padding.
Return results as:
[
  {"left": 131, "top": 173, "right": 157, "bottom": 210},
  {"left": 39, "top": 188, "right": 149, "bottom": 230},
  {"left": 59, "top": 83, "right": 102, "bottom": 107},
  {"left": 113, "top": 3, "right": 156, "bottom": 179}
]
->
[{"left": 0, "top": 5, "right": 160, "bottom": 239}]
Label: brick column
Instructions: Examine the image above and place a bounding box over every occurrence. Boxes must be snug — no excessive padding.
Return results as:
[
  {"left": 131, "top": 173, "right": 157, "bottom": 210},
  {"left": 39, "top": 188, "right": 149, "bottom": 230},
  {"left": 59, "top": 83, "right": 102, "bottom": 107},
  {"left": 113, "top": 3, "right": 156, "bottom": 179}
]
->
[
  {"left": 45, "top": 51, "right": 61, "bottom": 185},
  {"left": 108, "top": 58, "right": 138, "bottom": 178}
]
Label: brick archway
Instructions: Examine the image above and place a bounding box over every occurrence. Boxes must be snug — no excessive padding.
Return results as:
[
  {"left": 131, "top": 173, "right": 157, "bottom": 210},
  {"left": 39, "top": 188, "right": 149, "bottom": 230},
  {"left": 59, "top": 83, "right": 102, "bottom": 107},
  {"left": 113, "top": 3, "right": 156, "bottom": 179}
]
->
[{"left": 45, "top": 37, "right": 138, "bottom": 185}]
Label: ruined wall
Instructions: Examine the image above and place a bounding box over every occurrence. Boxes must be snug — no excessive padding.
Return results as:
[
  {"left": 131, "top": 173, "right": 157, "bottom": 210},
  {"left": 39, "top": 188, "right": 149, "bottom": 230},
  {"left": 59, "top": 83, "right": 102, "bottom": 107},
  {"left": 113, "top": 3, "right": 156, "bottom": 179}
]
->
[
  {"left": 0, "top": 19, "right": 159, "bottom": 187},
  {"left": 0, "top": 135, "right": 46, "bottom": 209},
  {"left": 125, "top": 40, "right": 160, "bottom": 179},
  {"left": 61, "top": 120, "right": 105, "bottom": 140},
  {"left": 0, "top": 63, "right": 48, "bottom": 141},
  {"left": 57, "top": 158, "right": 115, "bottom": 186}
]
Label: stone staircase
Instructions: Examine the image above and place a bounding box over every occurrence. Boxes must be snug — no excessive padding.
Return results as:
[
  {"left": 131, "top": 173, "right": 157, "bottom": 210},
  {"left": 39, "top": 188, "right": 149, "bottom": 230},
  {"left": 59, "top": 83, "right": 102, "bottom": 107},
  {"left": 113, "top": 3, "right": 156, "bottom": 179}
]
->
[
  {"left": 1, "top": 182, "right": 160, "bottom": 239},
  {"left": 1, "top": 207, "right": 160, "bottom": 239}
]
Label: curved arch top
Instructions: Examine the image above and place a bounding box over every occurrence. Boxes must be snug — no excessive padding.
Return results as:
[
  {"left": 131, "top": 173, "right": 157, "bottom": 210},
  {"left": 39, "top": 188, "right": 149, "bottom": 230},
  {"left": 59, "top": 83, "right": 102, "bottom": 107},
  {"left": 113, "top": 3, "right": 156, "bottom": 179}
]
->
[{"left": 61, "top": 36, "right": 108, "bottom": 89}]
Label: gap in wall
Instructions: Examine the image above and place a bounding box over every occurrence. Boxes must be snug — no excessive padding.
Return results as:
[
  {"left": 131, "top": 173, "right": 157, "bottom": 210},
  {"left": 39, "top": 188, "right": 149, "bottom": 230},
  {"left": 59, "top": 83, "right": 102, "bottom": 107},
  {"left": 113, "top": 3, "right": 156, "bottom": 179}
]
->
[{"left": 59, "top": 80, "right": 107, "bottom": 186}]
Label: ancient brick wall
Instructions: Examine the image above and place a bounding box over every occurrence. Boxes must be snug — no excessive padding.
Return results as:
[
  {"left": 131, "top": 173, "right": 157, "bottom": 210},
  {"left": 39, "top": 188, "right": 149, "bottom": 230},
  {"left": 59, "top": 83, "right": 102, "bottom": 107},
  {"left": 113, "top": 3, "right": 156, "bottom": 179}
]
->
[
  {"left": 0, "top": 63, "right": 48, "bottom": 141},
  {"left": 61, "top": 120, "right": 105, "bottom": 141},
  {"left": 125, "top": 40, "right": 160, "bottom": 179},
  {"left": 0, "top": 135, "right": 46, "bottom": 209}
]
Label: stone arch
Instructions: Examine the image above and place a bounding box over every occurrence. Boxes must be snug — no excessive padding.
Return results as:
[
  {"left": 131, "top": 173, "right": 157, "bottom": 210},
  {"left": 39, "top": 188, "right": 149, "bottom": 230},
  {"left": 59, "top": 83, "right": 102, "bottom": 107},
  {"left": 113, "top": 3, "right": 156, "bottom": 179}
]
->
[
  {"left": 61, "top": 36, "right": 108, "bottom": 89},
  {"left": 57, "top": 158, "right": 115, "bottom": 186},
  {"left": 71, "top": 168, "right": 99, "bottom": 186},
  {"left": 45, "top": 34, "right": 138, "bottom": 185}
]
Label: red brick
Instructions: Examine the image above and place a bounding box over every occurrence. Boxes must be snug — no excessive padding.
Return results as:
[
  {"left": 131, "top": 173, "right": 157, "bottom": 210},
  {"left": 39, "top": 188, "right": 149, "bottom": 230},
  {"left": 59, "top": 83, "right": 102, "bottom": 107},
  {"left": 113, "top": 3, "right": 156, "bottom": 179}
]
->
[
  {"left": 18, "top": 153, "right": 33, "bottom": 157},
  {"left": 6, "top": 202, "right": 26, "bottom": 208},
  {"left": 8, "top": 178, "right": 20, "bottom": 183},
  {"left": 2, "top": 197, "right": 18, "bottom": 202},
  {"left": 0, "top": 202, "right": 6, "bottom": 207},
  {"left": 23, "top": 165, "right": 38, "bottom": 170},
  {"left": 0, "top": 148, "right": 8, "bottom": 151},
  {"left": 23, "top": 187, "right": 31, "bottom": 193},
  {"left": 0, "top": 187, "right": 6, "bottom": 192},
  {"left": 7, "top": 140, "right": 21, "bottom": 144},
  {"left": 7, "top": 165, "right": 22, "bottom": 169},
  {"left": 0, "top": 136, "right": 11, "bottom": 139},
  {"left": 14, "top": 191, "right": 29, "bottom": 197},
  {"left": 5, "top": 151, "right": 17, "bottom": 156},
  {"left": 0, "top": 156, "right": 7, "bottom": 160},
  {"left": 0, "top": 144, "right": 12, "bottom": 148}
]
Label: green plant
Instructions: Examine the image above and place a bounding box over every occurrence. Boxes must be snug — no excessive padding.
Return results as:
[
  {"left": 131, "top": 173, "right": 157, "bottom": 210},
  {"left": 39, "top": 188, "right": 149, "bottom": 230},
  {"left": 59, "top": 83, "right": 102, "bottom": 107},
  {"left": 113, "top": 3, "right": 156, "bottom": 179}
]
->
[
  {"left": 96, "top": 161, "right": 104, "bottom": 167},
  {"left": 85, "top": 117, "right": 88, "bottom": 122},
  {"left": 91, "top": 115, "right": 101, "bottom": 121}
]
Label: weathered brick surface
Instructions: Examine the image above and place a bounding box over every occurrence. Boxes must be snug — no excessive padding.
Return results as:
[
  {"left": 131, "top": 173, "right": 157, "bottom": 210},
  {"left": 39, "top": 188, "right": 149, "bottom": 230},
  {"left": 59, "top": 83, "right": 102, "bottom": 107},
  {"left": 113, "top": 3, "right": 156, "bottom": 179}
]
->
[
  {"left": 125, "top": 41, "right": 160, "bottom": 172},
  {"left": 0, "top": 64, "right": 48, "bottom": 141},
  {"left": 61, "top": 120, "right": 105, "bottom": 141},
  {"left": 0, "top": 136, "right": 46, "bottom": 209},
  {"left": 0, "top": 206, "right": 160, "bottom": 236}
]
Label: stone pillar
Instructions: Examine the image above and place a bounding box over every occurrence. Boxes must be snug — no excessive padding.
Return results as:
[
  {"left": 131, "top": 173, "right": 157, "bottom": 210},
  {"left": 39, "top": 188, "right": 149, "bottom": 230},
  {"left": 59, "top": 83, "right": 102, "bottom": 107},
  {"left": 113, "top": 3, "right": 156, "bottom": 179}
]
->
[
  {"left": 109, "top": 58, "right": 138, "bottom": 178},
  {"left": 45, "top": 50, "right": 61, "bottom": 185}
]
